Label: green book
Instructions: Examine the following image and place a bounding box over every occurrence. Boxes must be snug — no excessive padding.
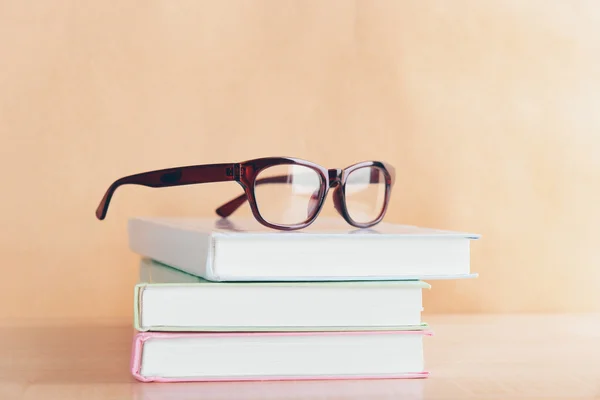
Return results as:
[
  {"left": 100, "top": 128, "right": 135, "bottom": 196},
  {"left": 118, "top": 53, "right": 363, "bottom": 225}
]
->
[{"left": 134, "top": 258, "right": 430, "bottom": 332}]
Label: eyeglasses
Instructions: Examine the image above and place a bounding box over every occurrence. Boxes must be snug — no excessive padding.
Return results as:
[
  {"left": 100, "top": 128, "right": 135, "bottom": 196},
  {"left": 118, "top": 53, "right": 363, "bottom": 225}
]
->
[{"left": 96, "top": 157, "right": 395, "bottom": 230}]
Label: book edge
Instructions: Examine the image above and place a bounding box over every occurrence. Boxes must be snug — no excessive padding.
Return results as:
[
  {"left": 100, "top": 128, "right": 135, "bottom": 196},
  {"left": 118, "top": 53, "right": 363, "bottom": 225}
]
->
[
  {"left": 138, "top": 323, "right": 430, "bottom": 333},
  {"left": 134, "top": 371, "right": 431, "bottom": 383},
  {"left": 136, "top": 277, "right": 432, "bottom": 288},
  {"left": 129, "top": 216, "right": 480, "bottom": 239}
]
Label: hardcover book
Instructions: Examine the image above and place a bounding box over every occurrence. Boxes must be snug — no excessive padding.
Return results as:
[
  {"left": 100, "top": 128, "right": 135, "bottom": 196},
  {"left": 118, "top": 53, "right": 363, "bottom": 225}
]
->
[
  {"left": 135, "top": 258, "right": 429, "bottom": 332},
  {"left": 128, "top": 217, "right": 479, "bottom": 282},
  {"left": 131, "top": 330, "right": 432, "bottom": 382}
]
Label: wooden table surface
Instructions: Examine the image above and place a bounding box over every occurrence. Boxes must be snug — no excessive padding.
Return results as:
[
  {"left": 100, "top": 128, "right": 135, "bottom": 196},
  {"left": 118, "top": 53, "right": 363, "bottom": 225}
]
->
[{"left": 1, "top": 314, "right": 599, "bottom": 400}]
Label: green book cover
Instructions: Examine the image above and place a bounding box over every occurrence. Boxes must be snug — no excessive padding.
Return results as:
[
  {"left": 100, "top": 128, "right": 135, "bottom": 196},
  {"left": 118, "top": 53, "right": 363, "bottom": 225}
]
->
[{"left": 135, "top": 258, "right": 430, "bottom": 332}]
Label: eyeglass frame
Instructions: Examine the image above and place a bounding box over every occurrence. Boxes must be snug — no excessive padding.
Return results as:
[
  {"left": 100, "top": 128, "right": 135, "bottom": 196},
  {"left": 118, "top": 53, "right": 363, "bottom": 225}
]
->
[{"left": 95, "top": 156, "right": 395, "bottom": 231}]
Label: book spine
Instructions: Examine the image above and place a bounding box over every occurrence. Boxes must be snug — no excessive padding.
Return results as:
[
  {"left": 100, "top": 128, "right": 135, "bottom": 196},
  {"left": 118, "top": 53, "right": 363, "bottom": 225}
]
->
[
  {"left": 130, "top": 332, "right": 156, "bottom": 382},
  {"left": 128, "top": 218, "right": 214, "bottom": 279},
  {"left": 133, "top": 284, "right": 146, "bottom": 332}
]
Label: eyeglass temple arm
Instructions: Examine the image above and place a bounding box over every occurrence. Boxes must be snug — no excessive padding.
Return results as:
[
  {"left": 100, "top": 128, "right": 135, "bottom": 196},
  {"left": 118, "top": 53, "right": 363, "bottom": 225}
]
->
[
  {"left": 215, "top": 175, "right": 293, "bottom": 218},
  {"left": 96, "top": 163, "right": 233, "bottom": 220}
]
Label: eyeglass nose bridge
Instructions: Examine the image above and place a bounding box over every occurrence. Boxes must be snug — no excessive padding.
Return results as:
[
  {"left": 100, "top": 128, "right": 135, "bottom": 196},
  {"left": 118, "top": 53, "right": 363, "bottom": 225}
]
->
[
  {"left": 327, "top": 168, "right": 346, "bottom": 218},
  {"left": 327, "top": 168, "right": 343, "bottom": 188}
]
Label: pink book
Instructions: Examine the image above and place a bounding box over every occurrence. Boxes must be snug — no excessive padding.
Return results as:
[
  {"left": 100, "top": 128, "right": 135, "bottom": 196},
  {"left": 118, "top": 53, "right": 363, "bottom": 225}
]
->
[{"left": 131, "top": 330, "right": 432, "bottom": 382}]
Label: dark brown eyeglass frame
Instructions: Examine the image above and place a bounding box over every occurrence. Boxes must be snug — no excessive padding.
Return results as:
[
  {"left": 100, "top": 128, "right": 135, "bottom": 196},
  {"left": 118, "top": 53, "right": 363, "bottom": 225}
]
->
[{"left": 95, "top": 157, "right": 395, "bottom": 231}]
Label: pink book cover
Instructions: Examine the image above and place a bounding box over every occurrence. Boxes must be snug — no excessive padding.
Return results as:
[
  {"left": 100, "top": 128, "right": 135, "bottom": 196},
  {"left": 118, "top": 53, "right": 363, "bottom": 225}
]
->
[{"left": 131, "top": 330, "right": 433, "bottom": 383}]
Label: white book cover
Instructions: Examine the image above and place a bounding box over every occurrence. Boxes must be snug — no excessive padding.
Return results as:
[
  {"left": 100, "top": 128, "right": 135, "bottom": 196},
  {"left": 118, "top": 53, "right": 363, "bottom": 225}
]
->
[{"left": 128, "top": 216, "right": 480, "bottom": 282}]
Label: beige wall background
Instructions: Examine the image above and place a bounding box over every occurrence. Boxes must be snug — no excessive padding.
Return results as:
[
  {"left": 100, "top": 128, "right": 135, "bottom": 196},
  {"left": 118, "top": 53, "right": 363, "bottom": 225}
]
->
[{"left": 1, "top": 1, "right": 599, "bottom": 320}]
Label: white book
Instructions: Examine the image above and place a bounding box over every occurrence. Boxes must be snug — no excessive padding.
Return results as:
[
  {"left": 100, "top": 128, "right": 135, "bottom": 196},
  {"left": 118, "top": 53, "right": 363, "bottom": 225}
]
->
[
  {"left": 135, "top": 258, "right": 429, "bottom": 332},
  {"left": 128, "top": 216, "right": 479, "bottom": 282},
  {"left": 131, "top": 330, "right": 431, "bottom": 382}
]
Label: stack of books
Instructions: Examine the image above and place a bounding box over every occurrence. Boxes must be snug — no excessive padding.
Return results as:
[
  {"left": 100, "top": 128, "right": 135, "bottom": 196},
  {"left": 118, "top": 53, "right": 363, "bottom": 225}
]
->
[{"left": 127, "top": 217, "right": 479, "bottom": 382}]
